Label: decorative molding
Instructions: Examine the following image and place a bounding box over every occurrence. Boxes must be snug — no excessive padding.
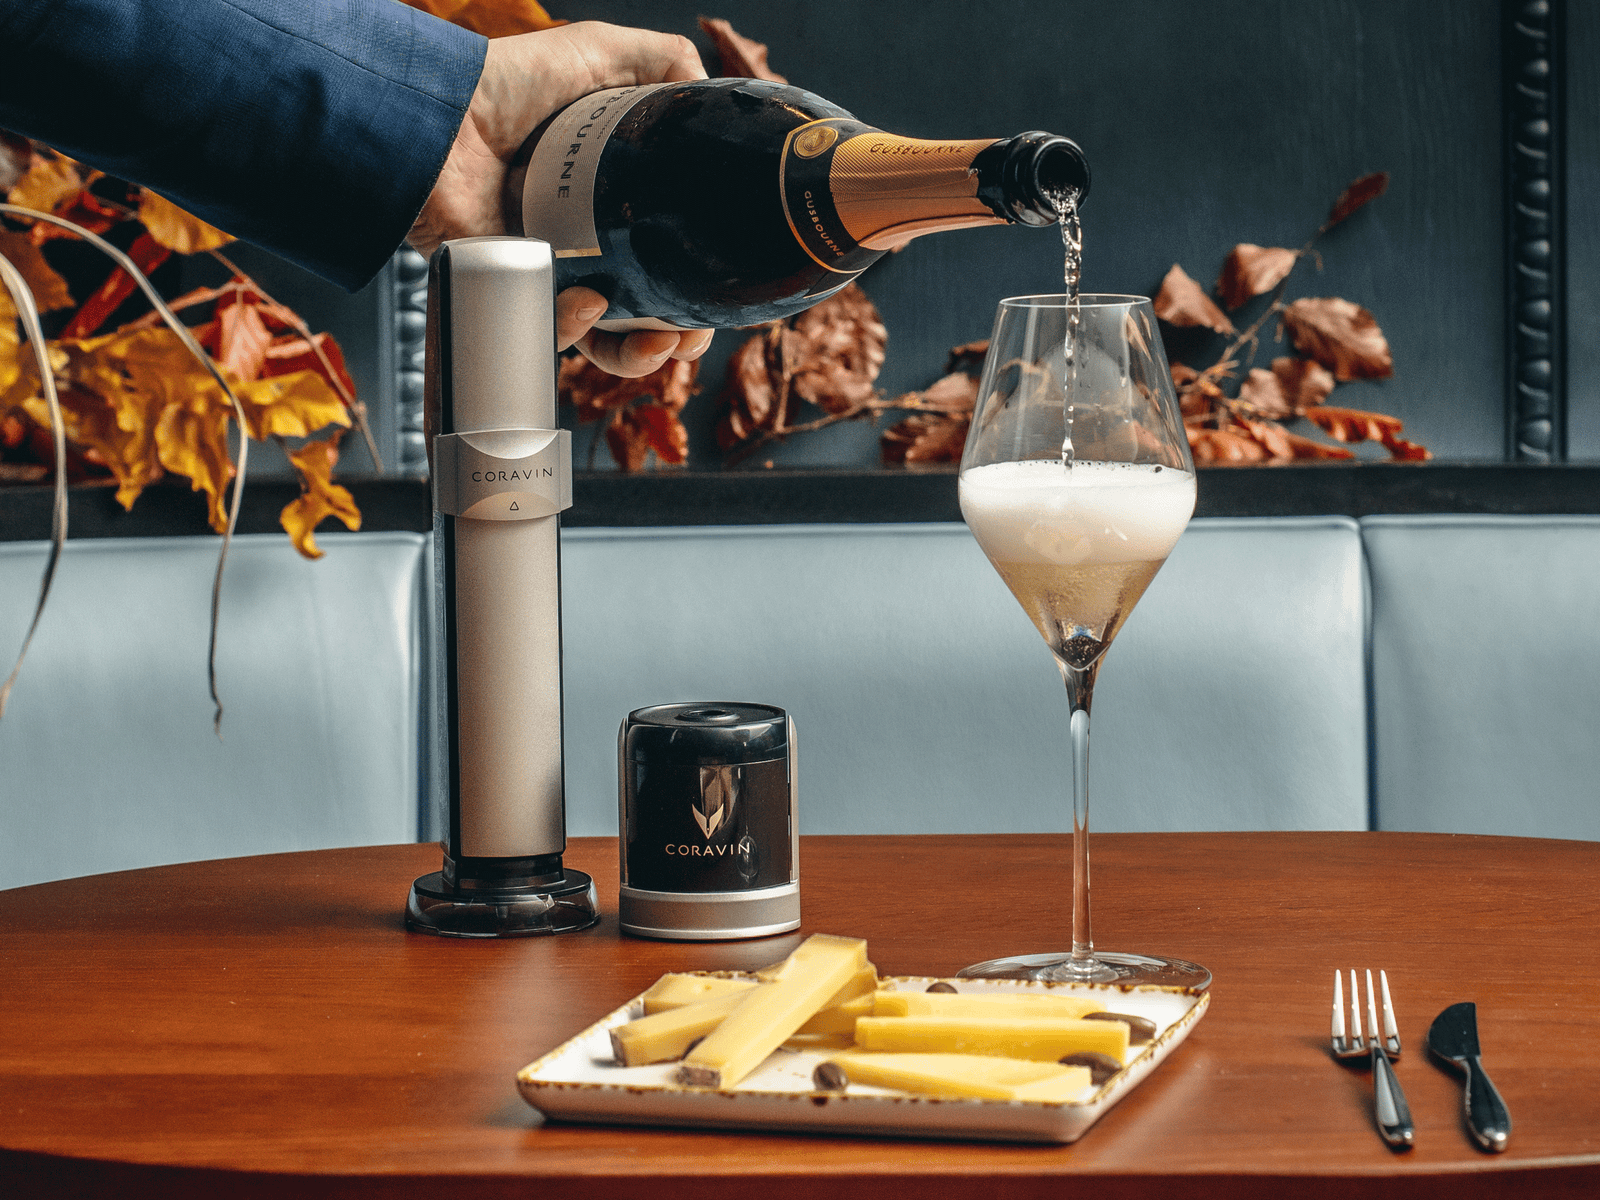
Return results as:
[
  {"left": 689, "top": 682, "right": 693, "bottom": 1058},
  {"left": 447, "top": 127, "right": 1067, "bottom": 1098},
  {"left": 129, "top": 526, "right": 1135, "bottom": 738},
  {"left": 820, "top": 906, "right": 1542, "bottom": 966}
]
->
[
  {"left": 392, "top": 248, "right": 430, "bottom": 477},
  {"left": 1506, "top": 0, "right": 1566, "bottom": 462}
]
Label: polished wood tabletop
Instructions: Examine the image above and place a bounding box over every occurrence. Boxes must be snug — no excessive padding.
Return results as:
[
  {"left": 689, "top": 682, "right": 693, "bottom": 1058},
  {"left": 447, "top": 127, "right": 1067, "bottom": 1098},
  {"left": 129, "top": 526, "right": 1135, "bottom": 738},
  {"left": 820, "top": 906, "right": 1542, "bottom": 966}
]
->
[{"left": 2, "top": 832, "right": 1598, "bottom": 1199}]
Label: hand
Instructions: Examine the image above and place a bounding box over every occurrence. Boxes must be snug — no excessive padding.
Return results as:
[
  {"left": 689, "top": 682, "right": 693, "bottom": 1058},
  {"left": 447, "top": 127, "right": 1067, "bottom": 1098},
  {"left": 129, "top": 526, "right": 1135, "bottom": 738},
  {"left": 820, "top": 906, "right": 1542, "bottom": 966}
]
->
[{"left": 409, "top": 21, "right": 713, "bottom": 377}]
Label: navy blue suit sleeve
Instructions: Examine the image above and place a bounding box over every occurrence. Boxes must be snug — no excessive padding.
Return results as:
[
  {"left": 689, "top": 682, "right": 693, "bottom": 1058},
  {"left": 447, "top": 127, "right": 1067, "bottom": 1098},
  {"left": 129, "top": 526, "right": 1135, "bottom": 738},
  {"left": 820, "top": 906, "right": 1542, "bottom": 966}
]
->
[{"left": 0, "top": 0, "right": 487, "bottom": 291}]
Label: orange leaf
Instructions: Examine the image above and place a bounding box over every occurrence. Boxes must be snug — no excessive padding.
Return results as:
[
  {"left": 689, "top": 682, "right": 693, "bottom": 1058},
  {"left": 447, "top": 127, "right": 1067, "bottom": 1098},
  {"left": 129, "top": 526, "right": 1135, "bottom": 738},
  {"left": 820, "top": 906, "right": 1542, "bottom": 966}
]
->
[
  {"left": 58, "top": 232, "right": 171, "bottom": 339},
  {"left": 0, "top": 229, "right": 74, "bottom": 312},
  {"left": 1216, "top": 244, "right": 1298, "bottom": 309},
  {"left": 30, "top": 187, "right": 125, "bottom": 245},
  {"left": 1270, "top": 356, "right": 1336, "bottom": 412},
  {"left": 699, "top": 17, "right": 787, "bottom": 82},
  {"left": 1280, "top": 297, "right": 1393, "bottom": 381},
  {"left": 1304, "top": 404, "right": 1402, "bottom": 444},
  {"left": 281, "top": 436, "right": 361, "bottom": 559},
  {"left": 262, "top": 331, "right": 357, "bottom": 404},
  {"left": 1153, "top": 265, "right": 1234, "bottom": 335},
  {"left": 1281, "top": 429, "right": 1356, "bottom": 460},
  {"left": 402, "top": 0, "right": 563, "bottom": 36},
  {"left": 1186, "top": 424, "right": 1268, "bottom": 465},
  {"left": 1236, "top": 367, "right": 1292, "bottom": 419},
  {"left": 138, "top": 189, "right": 234, "bottom": 254},
  {"left": 1326, "top": 172, "right": 1389, "bottom": 229},
  {"left": 1238, "top": 417, "right": 1296, "bottom": 461},
  {"left": 211, "top": 293, "right": 273, "bottom": 381},
  {"left": 631, "top": 402, "right": 691, "bottom": 465}
]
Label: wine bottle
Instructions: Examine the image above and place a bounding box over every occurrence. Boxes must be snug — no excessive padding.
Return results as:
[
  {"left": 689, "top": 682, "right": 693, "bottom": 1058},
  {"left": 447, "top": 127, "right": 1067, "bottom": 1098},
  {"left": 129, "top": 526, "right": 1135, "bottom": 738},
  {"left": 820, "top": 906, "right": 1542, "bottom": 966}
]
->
[{"left": 518, "top": 78, "right": 1089, "bottom": 331}]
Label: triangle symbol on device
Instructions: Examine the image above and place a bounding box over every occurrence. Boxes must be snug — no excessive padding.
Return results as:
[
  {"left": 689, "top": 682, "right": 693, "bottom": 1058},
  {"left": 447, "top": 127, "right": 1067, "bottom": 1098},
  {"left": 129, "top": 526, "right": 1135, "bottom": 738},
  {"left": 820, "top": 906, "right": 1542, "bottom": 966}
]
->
[{"left": 509, "top": 501, "right": 520, "bottom": 511}]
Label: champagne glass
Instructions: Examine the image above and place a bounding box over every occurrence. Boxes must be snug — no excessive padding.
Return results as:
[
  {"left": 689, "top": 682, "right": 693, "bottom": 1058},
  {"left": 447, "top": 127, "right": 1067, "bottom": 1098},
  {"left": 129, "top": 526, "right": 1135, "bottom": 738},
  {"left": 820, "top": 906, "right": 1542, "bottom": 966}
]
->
[{"left": 957, "top": 294, "right": 1209, "bottom": 987}]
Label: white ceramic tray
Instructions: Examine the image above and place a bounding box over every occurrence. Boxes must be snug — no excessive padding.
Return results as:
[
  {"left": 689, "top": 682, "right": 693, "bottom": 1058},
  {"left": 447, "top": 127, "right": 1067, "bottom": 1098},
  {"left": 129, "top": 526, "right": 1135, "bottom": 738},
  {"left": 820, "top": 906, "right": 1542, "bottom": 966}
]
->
[{"left": 516, "top": 975, "right": 1209, "bottom": 1144}]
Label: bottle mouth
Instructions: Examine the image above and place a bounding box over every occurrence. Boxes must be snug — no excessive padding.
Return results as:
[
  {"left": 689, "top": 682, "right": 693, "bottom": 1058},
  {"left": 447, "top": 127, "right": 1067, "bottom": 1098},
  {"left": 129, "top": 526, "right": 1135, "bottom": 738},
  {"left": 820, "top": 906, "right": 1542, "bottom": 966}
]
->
[{"left": 1002, "top": 132, "right": 1091, "bottom": 226}]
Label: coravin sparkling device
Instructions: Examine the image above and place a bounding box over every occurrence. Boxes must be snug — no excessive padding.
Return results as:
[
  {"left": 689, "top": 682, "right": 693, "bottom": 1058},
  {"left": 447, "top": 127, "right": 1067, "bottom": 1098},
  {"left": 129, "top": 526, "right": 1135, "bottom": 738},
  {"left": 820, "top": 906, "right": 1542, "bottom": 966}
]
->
[{"left": 405, "top": 237, "right": 600, "bottom": 937}]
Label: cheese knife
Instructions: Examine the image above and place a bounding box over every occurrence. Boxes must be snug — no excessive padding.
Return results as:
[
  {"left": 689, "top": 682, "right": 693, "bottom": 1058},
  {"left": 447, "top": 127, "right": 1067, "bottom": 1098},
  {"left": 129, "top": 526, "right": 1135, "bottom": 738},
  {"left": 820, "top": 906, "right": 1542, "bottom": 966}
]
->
[{"left": 1426, "top": 1002, "right": 1511, "bottom": 1152}]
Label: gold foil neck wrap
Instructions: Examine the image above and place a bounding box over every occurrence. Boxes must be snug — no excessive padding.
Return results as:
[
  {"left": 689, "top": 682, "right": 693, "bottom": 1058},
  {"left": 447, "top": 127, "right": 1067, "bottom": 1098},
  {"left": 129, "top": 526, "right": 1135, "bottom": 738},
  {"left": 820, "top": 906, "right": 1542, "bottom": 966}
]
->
[{"left": 828, "top": 134, "right": 999, "bottom": 247}]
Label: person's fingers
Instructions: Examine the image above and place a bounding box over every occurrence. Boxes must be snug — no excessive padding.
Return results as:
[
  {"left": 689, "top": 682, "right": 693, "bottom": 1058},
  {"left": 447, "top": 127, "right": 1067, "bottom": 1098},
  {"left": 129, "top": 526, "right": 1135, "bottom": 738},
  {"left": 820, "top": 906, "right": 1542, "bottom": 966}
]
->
[
  {"left": 577, "top": 328, "right": 680, "bottom": 377},
  {"left": 555, "top": 287, "right": 611, "bottom": 352},
  {"left": 475, "top": 23, "right": 706, "bottom": 158},
  {"left": 673, "top": 329, "right": 715, "bottom": 361}
]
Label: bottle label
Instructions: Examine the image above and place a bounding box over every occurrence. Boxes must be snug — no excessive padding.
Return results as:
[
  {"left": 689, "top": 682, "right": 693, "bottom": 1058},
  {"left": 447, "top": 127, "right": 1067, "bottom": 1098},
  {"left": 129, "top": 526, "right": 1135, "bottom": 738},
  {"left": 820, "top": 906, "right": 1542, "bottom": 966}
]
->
[
  {"left": 522, "top": 83, "right": 673, "bottom": 257},
  {"left": 779, "top": 118, "right": 879, "bottom": 274},
  {"left": 781, "top": 121, "right": 997, "bottom": 268}
]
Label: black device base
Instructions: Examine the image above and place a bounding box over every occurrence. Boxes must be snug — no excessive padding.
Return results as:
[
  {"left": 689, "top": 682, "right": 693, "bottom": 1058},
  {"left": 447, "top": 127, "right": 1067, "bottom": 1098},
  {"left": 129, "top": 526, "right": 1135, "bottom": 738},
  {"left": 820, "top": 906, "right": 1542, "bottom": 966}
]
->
[{"left": 405, "top": 866, "right": 600, "bottom": 938}]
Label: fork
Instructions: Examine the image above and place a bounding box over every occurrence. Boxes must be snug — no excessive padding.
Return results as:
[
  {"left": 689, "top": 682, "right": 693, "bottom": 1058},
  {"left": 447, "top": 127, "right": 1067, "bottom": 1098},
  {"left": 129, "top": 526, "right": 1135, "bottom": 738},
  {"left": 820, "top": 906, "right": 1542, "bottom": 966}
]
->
[{"left": 1331, "top": 969, "right": 1414, "bottom": 1149}]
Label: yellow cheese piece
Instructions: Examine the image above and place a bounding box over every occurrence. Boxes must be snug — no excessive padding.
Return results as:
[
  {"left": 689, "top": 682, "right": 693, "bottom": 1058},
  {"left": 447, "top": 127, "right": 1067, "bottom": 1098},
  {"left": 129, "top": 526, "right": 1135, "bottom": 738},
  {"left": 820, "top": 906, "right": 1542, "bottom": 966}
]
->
[
  {"left": 679, "top": 933, "right": 868, "bottom": 1088},
  {"left": 794, "top": 993, "right": 874, "bottom": 1036},
  {"left": 853, "top": 1015, "right": 1130, "bottom": 1063},
  {"left": 824, "top": 1052, "right": 1092, "bottom": 1102},
  {"left": 640, "top": 974, "right": 757, "bottom": 1015},
  {"left": 872, "top": 990, "right": 1104, "bottom": 1020},
  {"left": 822, "top": 963, "right": 879, "bottom": 1007},
  {"left": 611, "top": 989, "right": 760, "bottom": 1066}
]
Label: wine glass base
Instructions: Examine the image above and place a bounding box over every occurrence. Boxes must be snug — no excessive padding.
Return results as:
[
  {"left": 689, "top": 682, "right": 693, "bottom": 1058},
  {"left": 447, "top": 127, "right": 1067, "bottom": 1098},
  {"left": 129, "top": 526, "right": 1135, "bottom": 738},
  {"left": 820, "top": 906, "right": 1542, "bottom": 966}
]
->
[{"left": 957, "top": 950, "right": 1210, "bottom": 989}]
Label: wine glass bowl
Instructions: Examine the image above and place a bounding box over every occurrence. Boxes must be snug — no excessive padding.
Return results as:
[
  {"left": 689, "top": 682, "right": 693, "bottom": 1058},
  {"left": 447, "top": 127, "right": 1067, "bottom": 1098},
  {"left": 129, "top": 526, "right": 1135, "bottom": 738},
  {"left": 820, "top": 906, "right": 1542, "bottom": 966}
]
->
[{"left": 957, "top": 294, "right": 1209, "bottom": 987}]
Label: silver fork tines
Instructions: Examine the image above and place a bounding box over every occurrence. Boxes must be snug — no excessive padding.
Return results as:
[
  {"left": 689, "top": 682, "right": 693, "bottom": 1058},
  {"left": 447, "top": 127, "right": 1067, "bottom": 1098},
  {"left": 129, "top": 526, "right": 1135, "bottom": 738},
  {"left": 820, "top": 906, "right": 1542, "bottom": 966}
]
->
[{"left": 1330, "top": 968, "right": 1414, "bottom": 1149}]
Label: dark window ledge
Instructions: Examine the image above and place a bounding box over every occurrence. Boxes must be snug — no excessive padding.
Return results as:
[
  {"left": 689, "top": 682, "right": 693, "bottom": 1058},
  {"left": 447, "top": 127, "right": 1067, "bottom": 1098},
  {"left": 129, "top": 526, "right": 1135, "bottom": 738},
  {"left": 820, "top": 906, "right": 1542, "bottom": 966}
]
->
[{"left": 3, "top": 464, "right": 1600, "bottom": 542}]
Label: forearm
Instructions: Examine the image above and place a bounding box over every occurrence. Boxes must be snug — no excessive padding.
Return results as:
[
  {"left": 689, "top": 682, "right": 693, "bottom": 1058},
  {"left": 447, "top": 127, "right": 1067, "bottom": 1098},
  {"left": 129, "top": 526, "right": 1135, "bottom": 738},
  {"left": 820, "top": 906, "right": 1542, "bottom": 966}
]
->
[{"left": 0, "top": 0, "right": 486, "bottom": 290}]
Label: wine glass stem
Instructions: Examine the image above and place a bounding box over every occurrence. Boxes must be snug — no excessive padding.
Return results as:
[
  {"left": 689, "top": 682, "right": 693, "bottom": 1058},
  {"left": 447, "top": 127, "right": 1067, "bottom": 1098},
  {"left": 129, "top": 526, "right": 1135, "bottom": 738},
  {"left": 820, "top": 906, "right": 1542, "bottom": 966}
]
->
[{"left": 1062, "top": 661, "right": 1099, "bottom": 969}]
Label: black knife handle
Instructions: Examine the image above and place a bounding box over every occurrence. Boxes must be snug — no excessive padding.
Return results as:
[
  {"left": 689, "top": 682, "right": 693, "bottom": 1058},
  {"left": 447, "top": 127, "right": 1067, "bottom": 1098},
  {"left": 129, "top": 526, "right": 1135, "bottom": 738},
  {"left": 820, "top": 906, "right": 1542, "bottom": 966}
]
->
[{"left": 1463, "top": 1055, "right": 1511, "bottom": 1152}]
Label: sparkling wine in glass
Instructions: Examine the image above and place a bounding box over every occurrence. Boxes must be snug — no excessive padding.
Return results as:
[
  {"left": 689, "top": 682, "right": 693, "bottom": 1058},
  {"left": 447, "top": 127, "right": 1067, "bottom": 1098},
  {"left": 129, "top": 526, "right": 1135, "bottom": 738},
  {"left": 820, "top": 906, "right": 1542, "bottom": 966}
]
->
[{"left": 957, "top": 294, "right": 1209, "bottom": 987}]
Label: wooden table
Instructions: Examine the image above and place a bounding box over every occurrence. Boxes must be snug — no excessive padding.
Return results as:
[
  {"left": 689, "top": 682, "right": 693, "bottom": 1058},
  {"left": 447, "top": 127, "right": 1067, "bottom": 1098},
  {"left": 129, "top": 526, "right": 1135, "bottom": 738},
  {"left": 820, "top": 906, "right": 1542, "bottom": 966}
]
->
[{"left": 2, "top": 833, "right": 1598, "bottom": 1199}]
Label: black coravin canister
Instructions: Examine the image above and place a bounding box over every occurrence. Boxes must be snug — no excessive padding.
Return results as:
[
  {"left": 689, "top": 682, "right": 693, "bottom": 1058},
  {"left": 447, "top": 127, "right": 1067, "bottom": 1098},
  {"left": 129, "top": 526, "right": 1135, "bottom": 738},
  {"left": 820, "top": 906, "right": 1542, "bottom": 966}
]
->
[{"left": 618, "top": 703, "right": 800, "bottom": 940}]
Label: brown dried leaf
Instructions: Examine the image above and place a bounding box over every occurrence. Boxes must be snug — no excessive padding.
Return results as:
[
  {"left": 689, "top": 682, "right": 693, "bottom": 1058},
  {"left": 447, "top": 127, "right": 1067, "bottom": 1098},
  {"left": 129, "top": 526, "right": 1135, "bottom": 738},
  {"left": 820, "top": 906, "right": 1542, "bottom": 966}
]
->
[
  {"left": 699, "top": 17, "right": 787, "bottom": 82},
  {"left": 715, "top": 330, "right": 781, "bottom": 448},
  {"left": 1270, "top": 356, "right": 1335, "bottom": 412},
  {"left": 1186, "top": 424, "right": 1268, "bottom": 465},
  {"left": 1281, "top": 429, "right": 1356, "bottom": 460},
  {"left": 209, "top": 295, "right": 273, "bottom": 381},
  {"left": 892, "top": 370, "right": 978, "bottom": 414},
  {"left": 881, "top": 413, "right": 969, "bottom": 465},
  {"left": 1153, "top": 264, "right": 1233, "bottom": 335},
  {"left": 1383, "top": 434, "right": 1430, "bottom": 461},
  {"left": 1280, "top": 297, "right": 1393, "bottom": 381},
  {"left": 1216, "top": 244, "right": 1298, "bottom": 310},
  {"left": 946, "top": 341, "right": 988, "bottom": 375},
  {"left": 787, "top": 284, "right": 887, "bottom": 414},
  {"left": 1304, "top": 404, "right": 1402, "bottom": 444},
  {"left": 1326, "top": 172, "right": 1389, "bottom": 230},
  {"left": 1235, "top": 367, "right": 1292, "bottom": 420},
  {"left": 561, "top": 354, "right": 698, "bottom": 470}
]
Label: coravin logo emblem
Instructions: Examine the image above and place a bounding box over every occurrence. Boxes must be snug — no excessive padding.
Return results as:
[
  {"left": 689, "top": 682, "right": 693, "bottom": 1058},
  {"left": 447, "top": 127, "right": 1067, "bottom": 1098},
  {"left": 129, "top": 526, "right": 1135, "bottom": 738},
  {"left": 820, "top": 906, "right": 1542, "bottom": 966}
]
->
[{"left": 693, "top": 765, "right": 739, "bottom": 839}]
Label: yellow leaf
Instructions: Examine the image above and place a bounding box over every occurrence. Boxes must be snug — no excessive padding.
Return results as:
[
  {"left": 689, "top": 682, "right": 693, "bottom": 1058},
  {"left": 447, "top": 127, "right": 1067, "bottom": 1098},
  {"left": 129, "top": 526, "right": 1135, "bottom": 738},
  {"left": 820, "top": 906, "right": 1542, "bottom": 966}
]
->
[
  {"left": 233, "top": 368, "right": 351, "bottom": 440},
  {"left": 75, "top": 326, "right": 236, "bottom": 528},
  {"left": 0, "top": 231, "right": 74, "bottom": 311},
  {"left": 138, "top": 189, "right": 235, "bottom": 254},
  {"left": 5, "top": 151, "right": 83, "bottom": 213},
  {"left": 281, "top": 436, "right": 361, "bottom": 559}
]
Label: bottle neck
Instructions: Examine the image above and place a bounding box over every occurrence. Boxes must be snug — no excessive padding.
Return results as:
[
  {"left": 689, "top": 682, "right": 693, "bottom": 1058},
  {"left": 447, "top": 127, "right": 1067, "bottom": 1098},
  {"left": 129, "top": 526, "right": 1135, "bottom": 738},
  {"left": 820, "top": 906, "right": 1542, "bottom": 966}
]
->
[{"left": 824, "top": 129, "right": 1091, "bottom": 253}]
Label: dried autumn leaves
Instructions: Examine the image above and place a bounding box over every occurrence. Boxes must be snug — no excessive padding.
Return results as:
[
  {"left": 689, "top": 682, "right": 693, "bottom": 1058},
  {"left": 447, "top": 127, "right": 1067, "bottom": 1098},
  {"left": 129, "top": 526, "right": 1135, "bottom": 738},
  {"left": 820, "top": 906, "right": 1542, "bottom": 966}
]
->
[
  {"left": 0, "top": 141, "right": 364, "bottom": 557},
  {"left": 1155, "top": 171, "right": 1428, "bottom": 464}
]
